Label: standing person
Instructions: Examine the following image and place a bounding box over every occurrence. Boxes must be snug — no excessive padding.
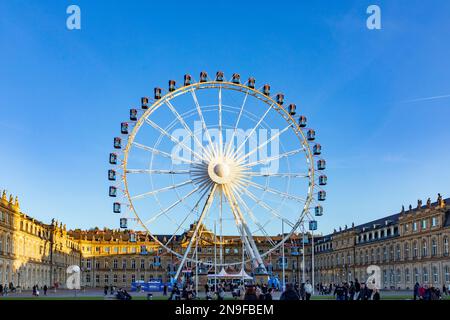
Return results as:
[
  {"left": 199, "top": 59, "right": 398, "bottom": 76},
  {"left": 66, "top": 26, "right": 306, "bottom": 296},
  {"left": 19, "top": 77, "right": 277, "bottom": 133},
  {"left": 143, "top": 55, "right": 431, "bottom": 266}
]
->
[
  {"left": 357, "top": 282, "right": 371, "bottom": 300},
  {"left": 334, "top": 283, "right": 345, "bottom": 301},
  {"left": 0, "top": 284, "right": 3, "bottom": 296},
  {"left": 413, "top": 282, "right": 420, "bottom": 300},
  {"left": 372, "top": 288, "right": 381, "bottom": 300},
  {"left": 43, "top": 285, "right": 48, "bottom": 296},
  {"left": 163, "top": 284, "right": 168, "bottom": 296},
  {"left": 299, "top": 283, "right": 306, "bottom": 300},
  {"left": 304, "top": 280, "right": 313, "bottom": 300},
  {"left": 104, "top": 285, "right": 108, "bottom": 296},
  {"left": 280, "top": 283, "right": 300, "bottom": 300},
  {"left": 442, "top": 284, "right": 448, "bottom": 296},
  {"left": 265, "top": 288, "right": 273, "bottom": 300},
  {"left": 244, "top": 286, "right": 258, "bottom": 300},
  {"left": 354, "top": 279, "right": 361, "bottom": 300},
  {"left": 348, "top": 281, "right": 356, "bottom": 300}
]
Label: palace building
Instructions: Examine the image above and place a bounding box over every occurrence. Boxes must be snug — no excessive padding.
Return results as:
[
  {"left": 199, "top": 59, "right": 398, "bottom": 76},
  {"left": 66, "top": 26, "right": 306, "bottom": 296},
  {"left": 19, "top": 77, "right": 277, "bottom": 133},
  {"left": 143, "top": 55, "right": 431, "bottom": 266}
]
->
[{"left": 1, "top": 187, "right": 449, "bottom": 290}]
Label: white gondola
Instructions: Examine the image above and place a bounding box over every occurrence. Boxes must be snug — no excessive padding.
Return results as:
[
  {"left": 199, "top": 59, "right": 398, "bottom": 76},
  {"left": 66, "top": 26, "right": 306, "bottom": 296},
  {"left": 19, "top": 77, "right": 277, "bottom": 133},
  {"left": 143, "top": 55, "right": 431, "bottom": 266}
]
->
[{"left": 120, "top": 217, "right": 127, "bottom": 228}]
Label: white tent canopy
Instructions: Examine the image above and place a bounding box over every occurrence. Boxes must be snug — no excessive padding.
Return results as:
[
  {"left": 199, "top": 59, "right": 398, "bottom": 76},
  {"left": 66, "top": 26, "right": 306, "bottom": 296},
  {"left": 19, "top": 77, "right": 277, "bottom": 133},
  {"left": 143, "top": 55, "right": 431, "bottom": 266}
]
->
[{"left": 207, "top": 267, "right": 253, "bottom": 280}]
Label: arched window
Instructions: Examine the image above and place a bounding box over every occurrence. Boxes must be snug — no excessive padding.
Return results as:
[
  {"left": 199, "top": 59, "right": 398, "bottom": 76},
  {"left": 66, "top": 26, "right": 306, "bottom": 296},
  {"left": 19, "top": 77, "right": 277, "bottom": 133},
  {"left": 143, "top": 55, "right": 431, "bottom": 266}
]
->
[
  {"left": 396, "top": 244, "right": 401, "bottom": 260},
  {"left": 396, "top": 269, "right": 401, "bottom": 283},
  {"left": 5, "top": 235, "right": 10, "bottom": 254},
  {"left": 405, "top": 268, "right": 410, "bottom": 283}
]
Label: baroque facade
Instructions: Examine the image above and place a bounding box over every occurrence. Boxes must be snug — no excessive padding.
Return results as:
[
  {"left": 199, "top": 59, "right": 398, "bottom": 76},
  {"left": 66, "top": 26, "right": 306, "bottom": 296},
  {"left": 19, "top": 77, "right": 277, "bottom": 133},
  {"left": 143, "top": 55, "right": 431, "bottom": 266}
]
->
[
  {"left": 314, "top": 195, "right": 450, "bottom": 290},
  {"left": 0, "top": 190, "right": 81, "bottom": 289},
  {"left": 1, "top": 187, "right": 449, "bottom": 290}
]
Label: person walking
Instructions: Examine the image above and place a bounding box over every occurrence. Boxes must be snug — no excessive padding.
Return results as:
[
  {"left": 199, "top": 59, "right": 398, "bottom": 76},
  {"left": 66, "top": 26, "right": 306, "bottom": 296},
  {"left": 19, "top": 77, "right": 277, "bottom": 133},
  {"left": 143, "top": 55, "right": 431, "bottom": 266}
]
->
[
  {"left": 349, "top": 281, "right": 356, "bottom": 300},
  {"left": 304, "top": 280, "right": 313, "bottom": 300},
  {"left": 43, "top": 285, "right": 48, "bottom": 296},
  {"left": 413, "top": 282, "right": 420, "bottom": 300},
  {"left": 334, "top": 283, "right": 345, "bottom": 301}
]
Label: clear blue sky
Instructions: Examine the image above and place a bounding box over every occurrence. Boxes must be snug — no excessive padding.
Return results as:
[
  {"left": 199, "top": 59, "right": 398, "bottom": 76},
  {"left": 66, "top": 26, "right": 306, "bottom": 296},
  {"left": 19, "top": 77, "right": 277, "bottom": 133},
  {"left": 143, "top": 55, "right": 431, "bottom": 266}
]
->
[{"left": 1, "top": 0, "right": 449, "bottom": 234}]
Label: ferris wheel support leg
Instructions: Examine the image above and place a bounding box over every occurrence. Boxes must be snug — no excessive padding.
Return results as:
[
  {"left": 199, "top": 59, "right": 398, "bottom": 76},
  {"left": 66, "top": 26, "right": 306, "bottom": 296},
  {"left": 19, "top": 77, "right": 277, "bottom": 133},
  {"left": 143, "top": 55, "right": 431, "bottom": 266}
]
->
[
  {"left": 173, "top": 184, "right": 217, "bottom": 282},
  {"left": 224, "top": 185, "right": 266, "bottom": 272}
]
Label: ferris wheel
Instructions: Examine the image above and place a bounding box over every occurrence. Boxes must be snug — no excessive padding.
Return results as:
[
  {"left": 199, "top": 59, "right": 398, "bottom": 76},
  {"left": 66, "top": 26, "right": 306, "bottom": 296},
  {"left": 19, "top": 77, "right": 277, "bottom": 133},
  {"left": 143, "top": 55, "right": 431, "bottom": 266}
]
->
[{"left": 108, "top": 71, "right": 326, "bottom": 280}]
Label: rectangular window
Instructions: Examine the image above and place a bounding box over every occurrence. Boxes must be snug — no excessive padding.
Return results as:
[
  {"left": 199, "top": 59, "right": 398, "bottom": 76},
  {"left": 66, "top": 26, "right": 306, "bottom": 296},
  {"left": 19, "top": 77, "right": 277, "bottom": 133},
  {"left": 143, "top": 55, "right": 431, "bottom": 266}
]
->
[
  {"left": 431, "top": 217, "right": 438, "bottom": 227},
  {"left": 413, "top": 222, "right": 418, "bottom": 232},
  {"left": 422, "top": 220, "right": 427, "bottom": 229}
]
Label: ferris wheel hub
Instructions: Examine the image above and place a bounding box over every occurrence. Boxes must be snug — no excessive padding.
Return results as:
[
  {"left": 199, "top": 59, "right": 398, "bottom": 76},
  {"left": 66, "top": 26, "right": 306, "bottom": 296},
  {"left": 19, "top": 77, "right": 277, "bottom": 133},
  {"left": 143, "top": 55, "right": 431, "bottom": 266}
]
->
[
  {"left": 213, "top": 163, "right": 230, "bottom": 178},
  {"left": 207, "top": 158, "right": 237, "bottom": 185}
]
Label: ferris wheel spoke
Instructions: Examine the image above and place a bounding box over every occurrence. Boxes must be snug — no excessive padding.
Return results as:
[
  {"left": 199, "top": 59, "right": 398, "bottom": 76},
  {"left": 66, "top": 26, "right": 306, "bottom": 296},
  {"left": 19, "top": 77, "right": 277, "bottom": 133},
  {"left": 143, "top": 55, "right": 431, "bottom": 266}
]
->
[
  {"left": 236, "top": 124, "right": 292, "bottom": 164},
  {"left": 142, "top": 184, "right": 202, "bottom": 226},
  {"left": 132, "top": 142, "right": 195, "bottom": 164},
  {"left": 126, "top": 169, "right": 191, "bottom": 175},
  {"left": 174, "top": 184, "right": 217, "bottom": 280},
  {"left": 235, "top": 183, "right": 296, "bottom": 228},
  {"left": 244, "top": 179, "right": 306, "bottom": 204},
  {"left": 245, "top": 148, "right": 303, "bottom": 167},
  {"left": 232, "top": 103, "right": 274, "bottom": 159},
  {"left": 229, "top": 184, "right": 277, "bottom": 247},
  {"left": 247, "top": 172, "right": 308, "bottom": 178},
  {"left": 218, "top": 86, "right": 224, "bottom": 156},
  {"left": 163, "top": 186, "right": 211, "bottom": 248},
  {"left": 131, "top": 180, "right": 193, "bottom": 200},
  {"left": 225, "top": 92, "right": 248, "bottom": 157},
  {"left": 144, "top": 117, "right": 205, "bottom": 162},
  {"left": 191, "top": 89, "right": 217, "bottom": 156},
  {"left": 164, "top": 99, "right": 213, "bottom": 160}
]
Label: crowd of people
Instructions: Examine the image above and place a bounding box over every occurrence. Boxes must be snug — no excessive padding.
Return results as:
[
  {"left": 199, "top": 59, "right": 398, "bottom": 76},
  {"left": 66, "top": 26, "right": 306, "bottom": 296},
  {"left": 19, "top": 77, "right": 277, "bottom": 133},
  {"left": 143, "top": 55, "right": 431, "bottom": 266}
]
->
[
  {"left": 413, "top": 282, "right": 447, "bottom": 300},
  {"left": 0, "top": 282, "right": 17, "bottom": 296}
]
